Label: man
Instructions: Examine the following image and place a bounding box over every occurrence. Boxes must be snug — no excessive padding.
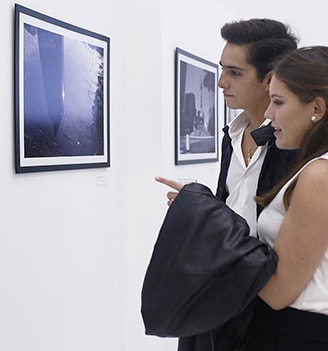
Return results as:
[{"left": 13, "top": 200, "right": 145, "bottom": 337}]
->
[
  {"left": 155, "top": 19, "right": 300, "bottom": 351},
  {"left": 216, "top": 19, "right": 299, "bottom": 237},
  {"left": 180, "top": 18, "right": 300, "bottom": 351}
]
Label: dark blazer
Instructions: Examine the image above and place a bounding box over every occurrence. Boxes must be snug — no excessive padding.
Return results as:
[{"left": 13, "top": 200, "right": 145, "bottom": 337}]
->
[
  {"left": 142, "top": 183, "right": 278, "bottom": 348},
  {"left": 174, "top": 124, "right": 299, "bottom": 350},
  {"left": 216, "top": 124, "right": 299, "bottom": 217},
  {"left": 142, "top": 125, "right": 299, "bottom": 351}
]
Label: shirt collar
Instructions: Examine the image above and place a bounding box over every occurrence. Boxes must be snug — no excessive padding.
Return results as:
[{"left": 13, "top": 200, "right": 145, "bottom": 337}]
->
[
  {"left": 227, "top": 111, "right": 249, "bottom": 139},
  {"left": 227, "top": 111, "right": 272, "bottom": 146}
]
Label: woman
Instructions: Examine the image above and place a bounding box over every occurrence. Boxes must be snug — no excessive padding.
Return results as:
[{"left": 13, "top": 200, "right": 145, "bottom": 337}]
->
[{"left": 247, "top": 46, "right": 328, "bottom": 350}]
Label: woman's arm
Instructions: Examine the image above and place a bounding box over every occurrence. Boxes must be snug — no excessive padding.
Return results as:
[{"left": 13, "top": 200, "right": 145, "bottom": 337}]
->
[{"left": 259, "top": 159, "right": 328, "bottom": 309}]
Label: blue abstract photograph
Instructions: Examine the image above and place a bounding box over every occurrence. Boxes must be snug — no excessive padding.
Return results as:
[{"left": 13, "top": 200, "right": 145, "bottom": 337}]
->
[{"left": 15, "top": 5, "right": 110, "bottom": 172}]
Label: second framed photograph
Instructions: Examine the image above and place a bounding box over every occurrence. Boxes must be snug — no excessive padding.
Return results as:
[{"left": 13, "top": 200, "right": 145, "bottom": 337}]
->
[
  {"left": 14, "top": 4, "right": 110, "bottom": 173},
  {"left": 175, "top": 48, "right": 218, "bottom": 165}
]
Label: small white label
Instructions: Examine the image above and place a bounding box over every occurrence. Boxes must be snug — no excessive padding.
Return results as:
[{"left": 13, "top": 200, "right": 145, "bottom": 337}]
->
[{"left": 96, "top": 173, "right": 108, "bottom": 186}]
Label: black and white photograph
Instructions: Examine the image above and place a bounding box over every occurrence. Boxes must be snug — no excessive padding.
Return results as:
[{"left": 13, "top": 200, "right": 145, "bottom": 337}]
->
[
  {"left": 175, "top": 47, "right": 218, "bottom": 165},
  {"left": 14, "top": 4, "right": 110, "bottom": 173}
]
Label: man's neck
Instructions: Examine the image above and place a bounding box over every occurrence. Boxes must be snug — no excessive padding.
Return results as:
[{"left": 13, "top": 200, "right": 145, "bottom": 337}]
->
[
  {"left": 243, "top": 108, "right": 267, "bottom": 130},
  {"left": 246, "top": 95, "right": 271, "bottom": 130},
  {"left": 247, "top": 117, "right": 266, "bottom": 130}
]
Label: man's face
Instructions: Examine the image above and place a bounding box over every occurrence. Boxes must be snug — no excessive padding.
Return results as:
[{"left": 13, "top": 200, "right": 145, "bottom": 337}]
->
[{"left": 218, "top": 43, "right": 269, "bottom": 111}]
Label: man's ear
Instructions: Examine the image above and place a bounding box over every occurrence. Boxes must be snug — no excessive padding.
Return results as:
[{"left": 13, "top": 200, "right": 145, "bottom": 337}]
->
[{"left": 263, "top": 71, "right": 273, "bottom": 91}]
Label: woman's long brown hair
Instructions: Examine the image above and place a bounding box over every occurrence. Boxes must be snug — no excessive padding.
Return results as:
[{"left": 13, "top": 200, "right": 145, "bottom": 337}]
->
[{"left": 256, "top": 46, "right": 328, "bottom": 209}]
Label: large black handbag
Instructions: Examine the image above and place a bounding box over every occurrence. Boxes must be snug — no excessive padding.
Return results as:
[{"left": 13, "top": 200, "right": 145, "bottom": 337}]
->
[{"left": 141, "top": 182, "right": 278, "bottom": 338}]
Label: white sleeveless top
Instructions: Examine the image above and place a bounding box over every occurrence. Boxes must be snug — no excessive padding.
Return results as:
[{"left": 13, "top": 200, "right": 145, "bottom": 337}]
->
[{"left": 257, "top": 152, "right": 328, "bottom": 315}]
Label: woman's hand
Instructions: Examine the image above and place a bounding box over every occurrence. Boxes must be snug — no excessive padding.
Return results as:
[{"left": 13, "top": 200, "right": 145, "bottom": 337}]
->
[{"left": 155, "top": 176, "right": 184, "bottom": 206}]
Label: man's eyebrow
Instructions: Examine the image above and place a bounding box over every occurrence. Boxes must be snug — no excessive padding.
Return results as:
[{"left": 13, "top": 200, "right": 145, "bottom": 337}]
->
[{"left": 219, "top": 61, "right": 244, "bottom": 70}]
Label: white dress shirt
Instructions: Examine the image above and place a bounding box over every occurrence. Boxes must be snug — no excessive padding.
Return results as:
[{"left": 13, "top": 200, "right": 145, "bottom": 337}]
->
[{"left": 225, "top": 112, "right": 270, "bottom": 237}]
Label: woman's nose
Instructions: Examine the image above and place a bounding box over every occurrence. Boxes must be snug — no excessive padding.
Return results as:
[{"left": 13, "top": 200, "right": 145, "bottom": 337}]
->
[{"left": 264, "top": 104, "right": 274, "bottom": 120}]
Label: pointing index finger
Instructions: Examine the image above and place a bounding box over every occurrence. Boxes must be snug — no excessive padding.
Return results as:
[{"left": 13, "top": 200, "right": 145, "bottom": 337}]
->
[{"left": 155, "top": 176, "right": 184, "bottom": 191}]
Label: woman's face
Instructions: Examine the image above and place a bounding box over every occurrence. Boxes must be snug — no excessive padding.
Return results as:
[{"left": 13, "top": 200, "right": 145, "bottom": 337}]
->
[{"left": 265, "top": 75, "right": 315, "bottom": 149}]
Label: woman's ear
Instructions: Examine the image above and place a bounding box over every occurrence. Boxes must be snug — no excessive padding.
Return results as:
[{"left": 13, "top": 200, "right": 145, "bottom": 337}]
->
[{"left": 313, "top": 97, "right": 327, "bottom": 122}]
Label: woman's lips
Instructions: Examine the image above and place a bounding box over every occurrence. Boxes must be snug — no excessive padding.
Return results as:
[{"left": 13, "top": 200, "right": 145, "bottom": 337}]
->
[{"left": 273, "top": 126, "right": 282, "bottom": 137}]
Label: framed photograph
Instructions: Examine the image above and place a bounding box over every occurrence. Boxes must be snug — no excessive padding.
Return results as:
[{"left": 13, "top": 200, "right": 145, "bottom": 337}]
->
[
  {"left": 175, "top": 48, "right": 218, "bottom": 165},
  {"left": 224, "top": 100, "right": 243, "bottom": 126},
  {"left": 14, "top": 4, "right": 110, "bottom": 173}
]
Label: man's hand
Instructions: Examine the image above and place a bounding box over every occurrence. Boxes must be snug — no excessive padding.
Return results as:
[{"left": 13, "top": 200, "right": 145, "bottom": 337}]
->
[{"left": 155, "top": 176, "right": 184, "bottom": 206}]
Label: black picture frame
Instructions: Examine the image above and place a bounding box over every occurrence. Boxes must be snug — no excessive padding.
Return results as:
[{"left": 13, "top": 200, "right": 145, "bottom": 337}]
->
[
  {"left": 175, "top": 48, "right": 218, "bottom": 165},
  {"left": 14, "top": 4, "right": 110, "bottom": 173}
]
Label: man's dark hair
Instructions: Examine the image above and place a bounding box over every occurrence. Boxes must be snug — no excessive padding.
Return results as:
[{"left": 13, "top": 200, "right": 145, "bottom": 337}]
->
[{"left": 221, "top": 18, "right": 299, "bottom": 80}]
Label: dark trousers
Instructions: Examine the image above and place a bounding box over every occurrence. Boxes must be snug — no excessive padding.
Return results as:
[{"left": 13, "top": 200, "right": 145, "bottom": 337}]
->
[{"left": 247, "top": 299, "right": 328, "bottom": 350}]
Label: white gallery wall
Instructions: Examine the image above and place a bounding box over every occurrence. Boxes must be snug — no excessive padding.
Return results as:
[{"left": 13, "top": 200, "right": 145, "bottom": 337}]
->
[
  {"left": 0, "top": 0, "right": 327, "bottom": 351},
  {"left": 0, "top": 1, "right": 127, "bottom": 351}
]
